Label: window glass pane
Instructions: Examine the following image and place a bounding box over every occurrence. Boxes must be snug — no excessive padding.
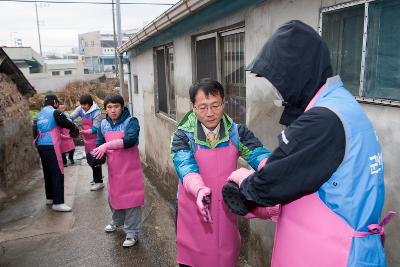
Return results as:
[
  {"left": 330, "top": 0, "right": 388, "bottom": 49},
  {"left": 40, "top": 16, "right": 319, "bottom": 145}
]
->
[
  {"left": 133, "top": 75, "right": 138, "bottom": 94},
  {"left": 322, "top": 5, "right": 364, "bottom": 95},
  {"left": 156, "top": 48, "right": 168, "bottom": 114},
  {"left": 364, "top": 0, "right": 400, "bottom": 100},
  {"left": 222, "top": 32, "right": 246, "bottom": 124},
  {"left": 196, "top": 37, "right": 217, "bottom": 80},
  {"left": 167, "top": 45, "right": 176, "bottom": 119}
]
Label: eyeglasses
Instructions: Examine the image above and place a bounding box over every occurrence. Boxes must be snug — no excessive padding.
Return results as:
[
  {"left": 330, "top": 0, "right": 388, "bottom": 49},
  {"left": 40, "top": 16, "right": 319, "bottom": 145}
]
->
[{"left": 194, "top": 102, "right": 223, "bottom": 113}]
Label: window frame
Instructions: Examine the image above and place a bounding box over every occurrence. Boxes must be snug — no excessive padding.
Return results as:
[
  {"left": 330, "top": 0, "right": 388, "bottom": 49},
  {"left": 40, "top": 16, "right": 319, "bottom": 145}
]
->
[
  {"left": 193, "top": 25, "right": 247, "bottom": 123},
  {"left": 319, "top": 0, "right": 400, "bottom": 107},
  {"left": 153, "top": 43, "right": 176, "bottom": 121}
]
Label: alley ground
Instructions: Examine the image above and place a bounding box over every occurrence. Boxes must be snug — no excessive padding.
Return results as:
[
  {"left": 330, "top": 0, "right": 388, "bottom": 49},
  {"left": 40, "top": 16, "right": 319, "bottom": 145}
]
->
[{"left": 0, "top": 147, "right": 177, "bottom": 267}]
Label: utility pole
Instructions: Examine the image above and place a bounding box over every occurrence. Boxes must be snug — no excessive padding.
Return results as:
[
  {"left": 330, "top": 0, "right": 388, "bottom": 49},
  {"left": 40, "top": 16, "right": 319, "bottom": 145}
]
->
[
  {"left": 112, "top": 0, "right": 119, "bottom": 79},
  {"left": 116, "top": 0, "right": 124, "bottom": 96},
  {"left": 35, "top": 0, "right": 43, "bottom": 56}
]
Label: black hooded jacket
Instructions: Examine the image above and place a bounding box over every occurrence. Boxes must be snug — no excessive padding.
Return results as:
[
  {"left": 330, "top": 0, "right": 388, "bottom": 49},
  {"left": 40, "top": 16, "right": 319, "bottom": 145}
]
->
[
  {"left": 240, "top": 21, "right": 346, "bottom": 206},
  {"left": 246, "top": 20, "right": 333, "bottom": 126}
]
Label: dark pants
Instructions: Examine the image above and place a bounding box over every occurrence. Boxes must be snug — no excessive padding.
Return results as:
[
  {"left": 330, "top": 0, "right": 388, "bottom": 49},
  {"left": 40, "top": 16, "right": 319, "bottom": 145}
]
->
[
  {"left": 38, "top": 146, "right": 64, "bottom": 204},
  {"left": 92, "top": 165, "right": 103, "bottom": 183},
  {"left": 62, "top": 149, "right": 75, "bottom": 164}
]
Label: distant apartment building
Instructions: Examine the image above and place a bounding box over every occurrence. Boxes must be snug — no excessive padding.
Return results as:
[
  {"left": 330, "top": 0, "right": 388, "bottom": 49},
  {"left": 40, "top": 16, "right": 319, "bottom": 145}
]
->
[
  {"left": 78, "top": 31, "right": 132, "bottom": 74},
  {"left": 44, "top": 59, "right": 84, "bottom": 77},
  {"left": 63, "top": 53, "right": 84, "bottom": 63},
  {"left": 2, "top": 46, "right": 101, "bottom": 92}
]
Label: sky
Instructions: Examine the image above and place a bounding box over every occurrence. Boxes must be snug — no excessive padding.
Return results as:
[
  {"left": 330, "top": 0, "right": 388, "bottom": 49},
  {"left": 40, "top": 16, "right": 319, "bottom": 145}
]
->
[{"left": 0, "top": 0, "right": 178, "bottom": 56}]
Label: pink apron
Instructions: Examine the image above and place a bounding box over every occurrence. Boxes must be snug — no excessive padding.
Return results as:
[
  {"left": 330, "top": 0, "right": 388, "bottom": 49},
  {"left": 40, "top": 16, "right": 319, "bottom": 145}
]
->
[
  {"left": 177, "top": 141, "right": 240, "bottom": 267},
  {"left": 60, "top": 128, "right": 75, "bottom": 153},
  {"left": 105, "top": 130, "right": 144, "bottom": 210},
  {"left": 81, "top": 117, "right": 97, "bottom": 153},
  {"left": 34, "top": 126, "right": 64, "bottom": 174},
  {"left": 271, "top": 86, "right": 394, "bottom": 267}
]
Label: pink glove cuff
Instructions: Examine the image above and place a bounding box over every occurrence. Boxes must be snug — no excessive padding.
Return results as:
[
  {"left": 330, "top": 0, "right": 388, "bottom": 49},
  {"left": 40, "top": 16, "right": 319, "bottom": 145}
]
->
[
  {"left": 105, "top": 139, "right": 124, "bottom": 150},
  {"left": 81, "top": 129, "right": 92, "bottom": 134},
  {"left": 183, "top": 173, "right": 206, "bottom": 197},
  {"left": 258, "top": 158, "right": 268, "bottom": 171},
  {"left": 228, "top": 168, "right": 254, "bottom": 187},
  {"left": 245, "top": 205, "right": 280, "bottom": 221}
]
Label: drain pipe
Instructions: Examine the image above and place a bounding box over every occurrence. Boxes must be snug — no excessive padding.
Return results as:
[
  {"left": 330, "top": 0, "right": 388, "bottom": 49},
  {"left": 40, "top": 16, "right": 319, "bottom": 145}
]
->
[{"left": 127, "top": 57, "right": 134, "bottom": 114}]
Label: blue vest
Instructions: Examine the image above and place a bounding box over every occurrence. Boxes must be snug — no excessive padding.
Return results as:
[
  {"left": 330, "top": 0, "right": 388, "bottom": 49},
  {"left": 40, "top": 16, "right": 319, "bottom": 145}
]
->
[
  {"left": 101, "top": 117, "right": 131, "bottom": 136},
  {"left": 312, "top": 77, "right": 386, "bottom": 266},
  {"left": 36, "top": 106, "right": 57, "bottom": 146},
  {"left": 80, "top": 108, "right": 100, "bottom": 121}
]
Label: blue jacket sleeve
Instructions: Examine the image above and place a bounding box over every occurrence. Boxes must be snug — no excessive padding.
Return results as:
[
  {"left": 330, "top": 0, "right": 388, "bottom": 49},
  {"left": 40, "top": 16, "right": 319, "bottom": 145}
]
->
[
  {"left": 171, "top": 129, "right": 199, "bottom": 183},
  {"left": 237, "top": 124, "right": 272, "bottom": 170},
  {"left": 96, "top": 120, "right": 106, "bottom": 147},
  {"left": 70, "top": 106, "right": 81, "bottom": 121},
  {"left": 123, "top": 117, "right": 140, "bottom": 148},
  {"left": 91, "top": 110, "right": 102, "bottom": 134}
]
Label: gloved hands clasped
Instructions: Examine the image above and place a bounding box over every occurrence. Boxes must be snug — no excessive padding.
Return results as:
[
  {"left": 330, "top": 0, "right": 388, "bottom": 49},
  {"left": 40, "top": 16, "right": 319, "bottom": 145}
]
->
[
  {"left": 183, "top": 173, "right": 213, "bottom": 223},
  {"left": 223, "top": 163, "right": 280, "bottom": 221},
  {"left": 69, "top": 124, "right": 80, "bottom": 138},
  {"left": 91, "top": 139, "right": 124, "bottom": 159}
]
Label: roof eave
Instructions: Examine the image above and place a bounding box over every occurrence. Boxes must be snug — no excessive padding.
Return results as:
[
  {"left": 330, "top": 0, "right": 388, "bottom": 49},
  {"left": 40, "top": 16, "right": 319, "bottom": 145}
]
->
[{"left": 117, "top": 0, "right": 214, "bottom": 55}]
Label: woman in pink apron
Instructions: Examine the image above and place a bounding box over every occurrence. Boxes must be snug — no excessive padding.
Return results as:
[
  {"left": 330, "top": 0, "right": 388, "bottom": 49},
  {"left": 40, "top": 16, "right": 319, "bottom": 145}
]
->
[
  {"left": 70, "top": 94, "right": 103, "bottom": 191},
  {"left": 227, "top": 20, "right": 395, "bottom": 266},
  {"left": 92, "top": 94, "right": 144, "bottom": 248},
  {"left": 171, "top": 80, "right": 279, "bottom": 267},
  {"left": 58, "top": 104, "right": 75, "bottom": 166}
]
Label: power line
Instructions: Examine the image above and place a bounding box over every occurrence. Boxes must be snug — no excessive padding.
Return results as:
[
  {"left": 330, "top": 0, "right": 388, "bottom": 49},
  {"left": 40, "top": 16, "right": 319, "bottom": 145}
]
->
[{"left": 0, "top": 0, "right": 175, "bottom": 5}]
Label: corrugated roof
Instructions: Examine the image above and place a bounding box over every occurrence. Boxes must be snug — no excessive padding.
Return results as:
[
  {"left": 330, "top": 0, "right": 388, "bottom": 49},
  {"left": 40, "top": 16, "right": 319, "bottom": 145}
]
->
[
  {"left": 117, "top": 0, "right": 214, "bottom": 55},
  {"left": 0, "top": 48, "right": 36, "bottom": 97}
]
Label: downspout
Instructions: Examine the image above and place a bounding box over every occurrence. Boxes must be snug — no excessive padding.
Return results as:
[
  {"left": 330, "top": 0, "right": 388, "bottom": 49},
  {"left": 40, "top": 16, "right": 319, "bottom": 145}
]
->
[
  {"left": 119, "top": 55, "right": 125, "bottom": 98},
  {"left": 127, "top": 57, "right": 133, "bottom": 114}
]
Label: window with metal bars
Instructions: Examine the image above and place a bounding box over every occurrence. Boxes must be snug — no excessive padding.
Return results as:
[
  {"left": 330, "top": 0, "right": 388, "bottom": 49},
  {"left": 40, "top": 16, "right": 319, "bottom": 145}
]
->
[
  {"left": 195, "top": 27, "right": 246, "bottom": 124},
  {"left": 154, "top": 44, "right": 176, "bottom": 120},
  {"left": 321, "top": 0, "right": 400, "bottom": 104}
]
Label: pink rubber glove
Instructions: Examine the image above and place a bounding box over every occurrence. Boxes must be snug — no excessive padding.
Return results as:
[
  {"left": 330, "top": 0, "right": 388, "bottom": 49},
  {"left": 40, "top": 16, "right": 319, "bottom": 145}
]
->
[
  {"left": 258, "top": 158, "right": 268, "bottom": 171},
  {"left": 183, "top": 173, "right": 213, "bottom": 223},
  {"left": 244, "top": 205, "right": 280, "bottom": 222},
  {"left": 81, "top": 129, "right": 92, "bottom": 135},
  {"left": 60, "top": 134, "right": 70, "bottom": 140},
  {"left": 91, "top": 139, "right": 124, "bottom": 159},
  {"left": 228, "top": 168, "right": 254, "bottom": 187}
]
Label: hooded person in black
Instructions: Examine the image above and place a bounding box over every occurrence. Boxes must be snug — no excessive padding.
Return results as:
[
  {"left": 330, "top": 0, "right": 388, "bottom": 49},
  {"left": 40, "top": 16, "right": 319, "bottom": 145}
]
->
[
  {"left": 226, "top": 20, "right": 346, "bottom": 207},
  {"left": 246, "top": 20, "right": 333, "bottom": 126}
]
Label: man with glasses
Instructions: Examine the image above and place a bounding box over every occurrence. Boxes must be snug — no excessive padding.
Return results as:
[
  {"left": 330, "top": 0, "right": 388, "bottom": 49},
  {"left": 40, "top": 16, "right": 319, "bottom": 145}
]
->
[{"left": 171, "top": 79, "right": 280, "bottom": 267}]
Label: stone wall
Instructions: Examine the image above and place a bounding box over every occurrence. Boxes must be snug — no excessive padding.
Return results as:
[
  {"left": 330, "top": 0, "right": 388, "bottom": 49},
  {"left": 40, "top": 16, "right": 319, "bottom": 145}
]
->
[{"left": 0, "top": 73, "right": 39, "bottom": 198}]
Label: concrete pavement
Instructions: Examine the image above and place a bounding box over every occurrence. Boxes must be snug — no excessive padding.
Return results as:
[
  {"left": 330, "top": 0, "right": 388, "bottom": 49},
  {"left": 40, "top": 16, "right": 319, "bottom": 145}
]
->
[{"left": 0, "top": 147, "right": 176, "bottom": 267}]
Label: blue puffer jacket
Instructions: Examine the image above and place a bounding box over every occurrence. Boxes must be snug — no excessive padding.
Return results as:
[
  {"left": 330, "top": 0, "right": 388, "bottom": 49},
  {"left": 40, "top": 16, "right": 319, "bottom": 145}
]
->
[
  {"left": 171, "top": 111, "right": 271, "bottom": 182},
  {"left": 96, "top": 107, "right": 140, "bottom": 148}
]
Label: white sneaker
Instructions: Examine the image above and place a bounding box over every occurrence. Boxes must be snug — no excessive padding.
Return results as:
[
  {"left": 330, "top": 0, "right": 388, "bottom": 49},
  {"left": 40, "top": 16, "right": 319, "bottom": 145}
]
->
[
  {"left": 90, "top": 183, "right": 104, "bottom": 191},
  {"left": 90, "top": 180, "right": 95, "bottom": 185},
  {"left": 46, "top": 199, "right": 53, "bottom": 205},
  {"left": 122, "top": 238, "right": 137, "bottom": 247},
  {"left": 52, "top": 204, "right": 72, "bottom": 212},
  {"left": 104, "top": 224, "right": 118, "bottom": 232}
]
